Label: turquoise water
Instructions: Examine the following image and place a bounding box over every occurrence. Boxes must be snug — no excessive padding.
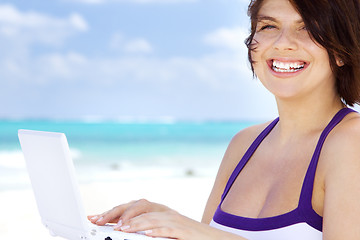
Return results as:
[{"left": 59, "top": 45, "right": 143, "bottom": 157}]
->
[{"left": 0, "top": 120, "right": 256, "bottom": 190}]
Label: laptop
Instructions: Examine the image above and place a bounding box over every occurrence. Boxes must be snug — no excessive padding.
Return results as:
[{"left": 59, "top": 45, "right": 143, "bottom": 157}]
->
[{"left": 18, "top": 129, "right": 169, "bottom": 240}]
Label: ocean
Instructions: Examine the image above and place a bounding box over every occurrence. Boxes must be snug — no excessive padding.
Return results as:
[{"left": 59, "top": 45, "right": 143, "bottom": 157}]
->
[{"left": 0, "top": 119, "right": 256, "bottom": 191}]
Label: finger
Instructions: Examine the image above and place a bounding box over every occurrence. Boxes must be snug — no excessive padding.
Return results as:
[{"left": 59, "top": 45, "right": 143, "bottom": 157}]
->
[
  {"left": 119, "top": 214, "right": 179, "bottom": 239},
  {"left": 115, "top": 214, "right": 153, "bottom": 233},
  {"left": 122, "top": 210, "right": 194, "bottom": 239},
  {"left": 88, "top": 213, "right": 110, "bottom": 224},
  {"left": 144, "top": 227, "right": 178, "bottom": 239},
  {"left": 88, "top": 215, "right": 101, "bottom": 223},
  {"left": 88, "top": 213, "right": 110, "bottom": 225},
  {"left": 117, "top": 211, "right": 170, "bottom": 232},
  {"left": 119, "top": 199, "right": 153, "bottom": 224},
  {"left": 92, "top": 202, "right": 135, "bottom": 226}
]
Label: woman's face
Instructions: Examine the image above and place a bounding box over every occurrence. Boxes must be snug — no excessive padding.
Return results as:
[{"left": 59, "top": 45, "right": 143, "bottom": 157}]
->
[{"left": 251, "top": 0, "right": 337, "bottom": 102}]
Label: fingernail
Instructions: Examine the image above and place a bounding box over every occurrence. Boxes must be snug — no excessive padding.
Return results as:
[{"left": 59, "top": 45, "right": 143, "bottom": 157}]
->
[
  {"left": 120, "top": 225, "right": 130, "bottom": 231},
  {"left": 144, "top": 230, "right": 153, "bottom": 235},
  {"left": 96, "top": 217, "right": 103, "bottom": 223},
  {"left": 91, "top": 216, "right": 98, "bottom": 220},
  {"left": 113, "top": 220, "right": 122, "bottom": 230}
]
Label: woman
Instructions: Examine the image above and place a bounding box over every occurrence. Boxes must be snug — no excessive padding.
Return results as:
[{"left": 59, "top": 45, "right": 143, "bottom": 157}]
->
[{"left": 89, "top": 0, "right": 360, "bottom": 239}]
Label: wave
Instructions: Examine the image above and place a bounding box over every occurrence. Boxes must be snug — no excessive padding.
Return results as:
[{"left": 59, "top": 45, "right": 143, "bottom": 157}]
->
[
  {"left": 0, "top": 150, "right": 25, "bottom": 168},
  {"left": 80, "top": 115, "right": 178, "bottom": 124},
  {"left": 0, "top": 116, "right": 178, "bottom": 124},
  {"left": 0, "top": 148, "right": 83, "bottom": 169}
]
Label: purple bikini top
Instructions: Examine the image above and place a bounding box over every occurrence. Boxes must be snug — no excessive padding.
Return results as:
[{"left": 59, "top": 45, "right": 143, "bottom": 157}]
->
[{"left": 212, "top": 108, "right": 355, "bottom": 232}]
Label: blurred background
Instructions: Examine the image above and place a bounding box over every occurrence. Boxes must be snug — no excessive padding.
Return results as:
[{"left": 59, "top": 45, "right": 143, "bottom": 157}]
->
[
  {"left": 0, "top": 0, "right": 278, "bottom": 189},
  {"left": 0, "top": 3, "right": 277, "bottom": 238},
  {"left": 1, "top": 1, "right": 356, "bottom": 239},
  {"left": 0, "top": 0, "right": 276, "bottom": 121},
  {"left": 0, "top": 2, "right": 280, "bottom": 237}
]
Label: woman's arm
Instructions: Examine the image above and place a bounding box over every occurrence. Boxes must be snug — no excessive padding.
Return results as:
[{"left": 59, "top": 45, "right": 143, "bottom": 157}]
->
[
  {"left": 116, "top": 208, "right": 250, "bottom": 240},
  {"left": 322, "top": 117, "right": 360, "bottom": 239},
  {"left": 202, "top": 123, "right": 268, "bottom": 224},
  {"left": 201, "top": 133, "right": 247, "bottom": 224},
  {"left": 89, "top": 198, "right": 250, "bottom": 239}
]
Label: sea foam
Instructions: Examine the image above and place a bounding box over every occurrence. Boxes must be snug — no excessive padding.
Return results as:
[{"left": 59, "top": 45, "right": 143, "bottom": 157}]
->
[
  {"left": 0, "top": 148, "right": 82, "bottom": 169},
  {"left": 0, "top": 150, "right": 25, "bottom": 169}
]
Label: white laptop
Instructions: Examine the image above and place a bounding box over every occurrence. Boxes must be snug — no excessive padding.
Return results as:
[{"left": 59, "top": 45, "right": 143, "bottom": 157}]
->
[{"left": 18, "top": 129, "right": 169, "bottom": 240}]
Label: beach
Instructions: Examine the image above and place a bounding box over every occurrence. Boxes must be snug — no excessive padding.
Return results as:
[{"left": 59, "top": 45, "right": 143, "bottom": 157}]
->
[
  {"left": 0, "top": 175, "right": 215, "bottom": 240},
  {"left": 0, "top": 119, "right": 253, "bottom": 239}
]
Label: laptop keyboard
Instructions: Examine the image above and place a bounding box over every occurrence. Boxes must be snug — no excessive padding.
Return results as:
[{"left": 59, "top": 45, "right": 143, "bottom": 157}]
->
[{"left": 90, "top": 223, "right": 163, "bottom": 240}]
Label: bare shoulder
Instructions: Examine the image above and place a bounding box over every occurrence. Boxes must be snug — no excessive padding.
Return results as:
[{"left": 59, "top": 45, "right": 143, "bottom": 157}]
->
[
  {"left": 227, "top": 122, "right": 270, "bottom": 153},
  {"left": 331, "top": 110, "right": 360, "bottom": 137},
  {"left": 324, "top": 111, "right": 360, "bottom": 156},
  {"left": 322, "top": 111, "right": 360, "bottom": 177},
  {"left": 201, "top": 120, "right": 273, "bottom": 223},
  {"left": 218, "top": 121, "right": 272, "bottom": 178},
  {"left": 321, "top": 111, "right": 360, "bottom": 237}
]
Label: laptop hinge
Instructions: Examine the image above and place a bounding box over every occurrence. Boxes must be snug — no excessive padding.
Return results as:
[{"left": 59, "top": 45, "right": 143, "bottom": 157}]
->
[{"left": 42, "top": 219, "right": 90, "bottom": 240}]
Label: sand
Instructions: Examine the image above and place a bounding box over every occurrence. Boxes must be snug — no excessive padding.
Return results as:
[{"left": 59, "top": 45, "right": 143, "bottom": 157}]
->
[{"left": 0, "top": 176, "right": 215, "bottom": 240}]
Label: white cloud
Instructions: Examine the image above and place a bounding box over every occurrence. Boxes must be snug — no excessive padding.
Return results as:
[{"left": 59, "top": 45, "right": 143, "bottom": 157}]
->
[
  {"left": 15, "top": 49, "right": 250, "bottom": 91},
  {"left": 74, "top": 0, "right": 105, "bottom": 4},
  {"left": 110, "top": 33, "right": 153, "bottom": 54},
  {"left": 123, "top": 39, "right": 153, "bottom": 53},
  {"left": 3, "top": 26, "right": 252, "bottom": 91},
  {"left": 204, "top": 26, "right": 249, "bottom": 51},
  {"left": 0, "top": 4, "right": 88, "bottom": 46},
  {"left": 69, "top": 13, "right": 89, "bottom": 32},
  {"left": 109, "top": 32, "right": 124, "bottom": 49},
  {"left": 37, "top": 52, "right": 88, "bottom": 81},
  {"left": 66, "top": 0, "right": 197, "bottom": 4},
  {"left": 0, "top": 17, "right": 276, "bottom": 120},
  {"left": 120, "top": 0, "right": 197, "bottom": 3},
  {"left": 9, "top": 49, "right": 275, "bottom": 120}
]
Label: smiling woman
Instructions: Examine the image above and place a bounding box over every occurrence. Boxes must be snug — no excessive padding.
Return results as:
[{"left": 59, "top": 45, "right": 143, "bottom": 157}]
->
[
  {"left": 88, "top": 0, "right": 360, "bottom": 239},
  {"left": 248, "top": 0, "right": 336, "bottom": 101},
  {"left": 246, "top": 0, "right": 360, "bottom": 105}
]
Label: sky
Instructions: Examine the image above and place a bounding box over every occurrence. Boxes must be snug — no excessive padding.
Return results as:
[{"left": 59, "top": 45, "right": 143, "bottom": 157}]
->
[{"left": 0, "top": 0, "right": 278, "bottom": 121}]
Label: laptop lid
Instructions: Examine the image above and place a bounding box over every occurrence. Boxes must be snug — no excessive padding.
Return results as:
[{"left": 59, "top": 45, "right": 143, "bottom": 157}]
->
[{"left": 18, "top": 129, "right": 89, "bottom": 239}]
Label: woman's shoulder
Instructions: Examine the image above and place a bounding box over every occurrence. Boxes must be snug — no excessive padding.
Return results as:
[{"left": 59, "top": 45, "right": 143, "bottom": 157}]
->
[
  {"left": 326, "top": 110, "right": 360, "bottom": 150},
  {"left": 322, "top": 110, "right": 360, "bottom": 172},
  {"left": 220, "top": 120, "right": 273, "bottom": 171},
  {"left": 230, "top": 121, "right": 272, "bottom": 149},
  {"left": 208, "top": 120, "right": 275, "bottom": 198},
  {"left": 320, "top": 111, "right": 360, "bottom": 235}
]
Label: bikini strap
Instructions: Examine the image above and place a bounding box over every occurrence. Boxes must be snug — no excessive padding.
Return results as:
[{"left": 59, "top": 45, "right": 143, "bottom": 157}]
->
[
  {"left": 298, "top": 108, "right": 356, "bottom": 216},
  {"left": 220, "top": 117, "right": 280, "bottom": 202}
]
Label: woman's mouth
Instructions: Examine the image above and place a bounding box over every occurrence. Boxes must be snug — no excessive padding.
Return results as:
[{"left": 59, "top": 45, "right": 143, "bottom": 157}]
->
[
  {"left": 267, "top": 59, "right": 309, "bottom": 75},
  {"left": 272, "top": 60, "right": 305, "bottom": 73}
]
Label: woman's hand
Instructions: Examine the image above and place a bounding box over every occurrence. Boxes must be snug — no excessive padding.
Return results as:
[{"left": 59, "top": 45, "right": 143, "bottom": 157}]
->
[
  {"left": 87, "top": 199, "right": 172, "bottom": 227},
  {"left": 88, "top": 199, "right": 246, "bottom": 240},
  {"left": 119, "top": 209, "right": 231, "bottom": 240}
]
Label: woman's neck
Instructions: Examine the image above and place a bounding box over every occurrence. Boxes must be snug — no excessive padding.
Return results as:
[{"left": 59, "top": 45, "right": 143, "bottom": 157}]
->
[{"left": 274, "top": 95, "right": 345, "bottom": 142}]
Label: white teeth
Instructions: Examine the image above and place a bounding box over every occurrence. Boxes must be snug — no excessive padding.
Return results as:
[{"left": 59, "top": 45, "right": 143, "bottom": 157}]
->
[{"left": 272, "top": 60, "right": 305, "bottom": 73}]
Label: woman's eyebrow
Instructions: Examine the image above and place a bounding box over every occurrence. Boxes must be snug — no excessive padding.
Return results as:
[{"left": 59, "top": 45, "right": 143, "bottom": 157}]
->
[
  {"left": 257, "top": 15, "right": 278, "bottom": 22},
  {"left": 257, "top": 15, "right": 304, "bottom": 24}
]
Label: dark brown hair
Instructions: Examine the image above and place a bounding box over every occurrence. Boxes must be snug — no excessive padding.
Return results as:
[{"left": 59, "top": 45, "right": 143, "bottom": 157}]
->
[{"left": 245, "top": 0, "right": 360, "bottom": 106}]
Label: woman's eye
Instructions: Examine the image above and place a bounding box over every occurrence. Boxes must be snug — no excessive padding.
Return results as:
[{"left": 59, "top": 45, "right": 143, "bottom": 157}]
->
[
  {"left": 301, "top": 26, "right": 308, "bottom": 31},
  {"left": 259, "top": 25, "right": 276, "bottom": 31}
]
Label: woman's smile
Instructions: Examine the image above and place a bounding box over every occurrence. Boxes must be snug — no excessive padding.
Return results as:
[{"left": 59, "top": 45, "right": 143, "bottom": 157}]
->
[
  {"left": 251, "top": 0, "right": 335, "bottom": 100},
  {"left": 266, "top": 58, "right": 310, "bottom": 78}
]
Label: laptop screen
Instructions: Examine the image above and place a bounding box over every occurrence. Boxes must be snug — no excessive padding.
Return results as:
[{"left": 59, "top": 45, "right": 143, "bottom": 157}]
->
[{"left": 18, "top": 130, "right": 88, "bottom": 238}]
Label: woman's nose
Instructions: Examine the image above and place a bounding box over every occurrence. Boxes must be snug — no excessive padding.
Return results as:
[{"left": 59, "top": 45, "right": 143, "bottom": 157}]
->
[{"left": 273, "top": 28, "right": 298, "bottom": 51}]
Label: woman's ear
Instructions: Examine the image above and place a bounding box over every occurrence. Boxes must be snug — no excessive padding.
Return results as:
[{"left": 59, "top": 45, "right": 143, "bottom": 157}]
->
[{"left": 336, "top": 58, "right": 345, "bottom": 67}]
